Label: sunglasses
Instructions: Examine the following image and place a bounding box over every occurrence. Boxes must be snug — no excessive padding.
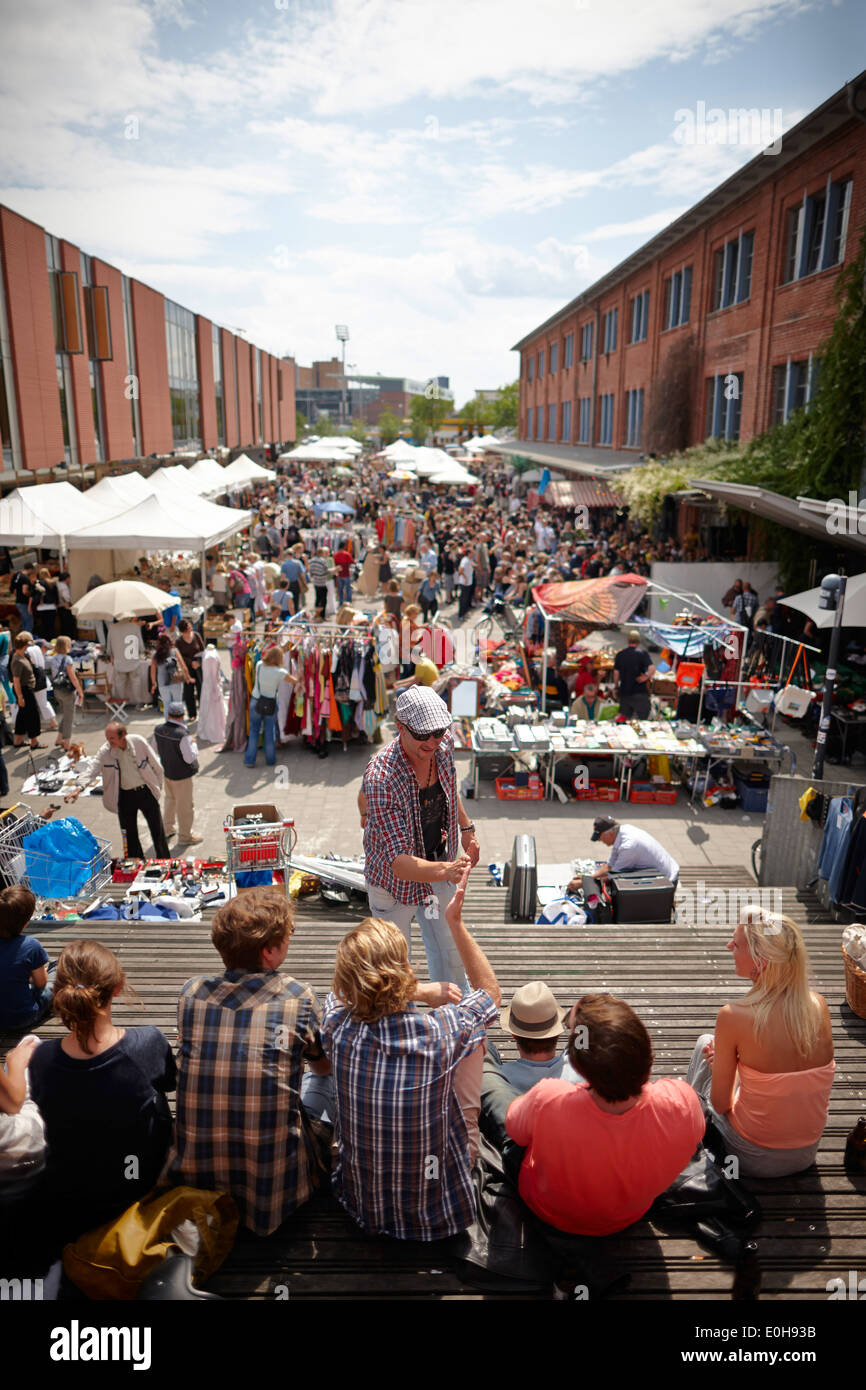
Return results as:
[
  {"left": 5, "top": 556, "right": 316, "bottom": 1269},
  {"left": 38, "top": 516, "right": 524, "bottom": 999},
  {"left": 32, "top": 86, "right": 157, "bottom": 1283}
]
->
[{"left": 405, "top": 726, "right": 448, "bottom": 742}]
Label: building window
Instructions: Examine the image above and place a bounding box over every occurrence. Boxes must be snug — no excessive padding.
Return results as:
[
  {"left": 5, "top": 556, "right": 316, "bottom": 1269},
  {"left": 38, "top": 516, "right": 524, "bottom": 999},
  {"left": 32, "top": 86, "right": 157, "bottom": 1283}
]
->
[
  {"left": 624, "top": 388, "right": 644, "bottom": 447},
  {"left": 578, "top": 397, "right": 591, "bottom": 444},
  {"left": 705, "top": 372, "right": 743, "bottom": 441},
  {"left": 602, "top": 308, "right": 618, "bottom": 354},
  {"left": 562, "top": 400, "right": 572, "bottom": 442},
  {"left": 782, "top": 177, "right": 852, "bottom": 283},
  {"left": 548, "top": 402, "right": 556, "bottom": 439},
  {"left": 711, "top": 232, "right": 754, "bottom": 311},
  {"left": 526, "top": 407, "right": 533, "bottom": 438},
  {"left": 255, "top": 347, "right": 264, "bottom": 442},
  {"left": 80, "top": 254, "right": 106, "bottom": 462},
  {"left": 580, "top": 322, "right": 593, "bottom": 361},
  {"left": 527, "top": 354, "right": 534, "bottom": 382},
  {"left": 663, "top": 265, "right": 692, "bottom": 329},
  {"left": 45, "top": 235, "right": 78, "bottom": 466},
  {"left": 598, "top": 392, "right": 614, "bottom": 445},
  {"left": 537, "top": 349, "right": 545, "bottom": 379},
  {"left": 0, "top": 248, "right": 21, "bottom": 470},
  {"left": 536, "top": 407, "right": 543, "bottom": 441},
  {"left": 770, "top": 356, "right": 820, "bottom": 426},
  {"left": 549, "top": 342, "right": 558, "bottom": 374},
  {"left": 121, "top": 275, "right": 142, "bottom": 457},
  {"left": 629, "top": 291, "right": 649, "bottom": 344},
  {"left": 212, "top": 325, "right": 225, "bottom": 446},
  {"left": 164, "top": 298, "right": 201, "bottom": 450},
  {"left": 564, "top": 333, "right": 574, "bottom": 368}
]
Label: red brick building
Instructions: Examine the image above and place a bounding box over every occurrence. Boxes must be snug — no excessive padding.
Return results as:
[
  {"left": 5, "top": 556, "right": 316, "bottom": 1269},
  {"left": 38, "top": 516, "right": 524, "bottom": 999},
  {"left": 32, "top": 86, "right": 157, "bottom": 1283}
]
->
[
  {"left": 0, "top": 205, "right": 295, "bottom": 476},
  {"left": 514, "top": 76, "right": 866, "bottom": 457}
]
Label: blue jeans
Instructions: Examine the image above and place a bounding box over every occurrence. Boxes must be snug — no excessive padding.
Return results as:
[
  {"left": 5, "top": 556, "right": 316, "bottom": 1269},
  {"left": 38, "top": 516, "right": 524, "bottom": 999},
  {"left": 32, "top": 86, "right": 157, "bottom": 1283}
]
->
[
  {"left": 16, "top": 603, "right": 30, "bottom": 634},
  {"left": 300, "top": 1071, "right": 336, "bottom": 1125},
  {"left": 365, "top": 879, "right": 468, "bottom": 992},
  {"left": 337, "top": 577, "right": 353, "bottom": 604},
  {"left": 245, "top": 697, "right": 277, "bottom": 766}
]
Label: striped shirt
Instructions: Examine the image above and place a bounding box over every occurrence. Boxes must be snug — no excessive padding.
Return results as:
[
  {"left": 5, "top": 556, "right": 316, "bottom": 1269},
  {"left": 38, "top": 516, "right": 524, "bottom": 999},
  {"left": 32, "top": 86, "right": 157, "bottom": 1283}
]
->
[
  {"left": 321, "top": 988, "right": 498, "bottom": 1240},
  {"left": 307, "top": 556, "right": 330, "bottom": 585},
  {"left": 362, "top": 730, "right": 460, "bottom": 904},
  {"left": 164, "top": 970, "right": 326, "bottom": 1236}
]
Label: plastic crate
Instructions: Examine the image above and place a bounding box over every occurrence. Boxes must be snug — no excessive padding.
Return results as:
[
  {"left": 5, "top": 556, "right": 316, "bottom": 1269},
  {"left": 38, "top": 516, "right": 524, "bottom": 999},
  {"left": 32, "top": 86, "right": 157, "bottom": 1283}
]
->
[
  {"left": 629, "top": 783, "right": 679, "bottom": 804},
  {"left": 675, "top": 662, "right": 704, "bottom": 689},
  {"left": 734, "top": 774, "right": 769, "bottom": 813},
  {"left": 575, "top": 779, "right": 620, "bottom": 802},
  {"left": 495, "top": 777, "right": 544, "bottom": 801}
]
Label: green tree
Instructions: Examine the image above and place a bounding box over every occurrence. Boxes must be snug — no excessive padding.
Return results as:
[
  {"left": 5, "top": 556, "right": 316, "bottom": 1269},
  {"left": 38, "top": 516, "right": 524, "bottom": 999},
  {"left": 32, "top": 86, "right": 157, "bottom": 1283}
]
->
[
  {"left": 348, "top": 417, "right": 370, "bottom": 443},
  {"left": 410, "top": 390, "right": 449, "bottom": 442},
  {"left": 377, "top": 408, "right": 402, "bottom": 446},
  {"left": 295, "top": 410, "right": 307, "bottom": 439},
  {"left": 492, "top": 381, "right": 519, "bottom": 430},
  {"left": 314, "top": 412, "right": 333, "bottom": 434},
  {"left": 459, "top": 394, "right": 493, "bottom": 433}
]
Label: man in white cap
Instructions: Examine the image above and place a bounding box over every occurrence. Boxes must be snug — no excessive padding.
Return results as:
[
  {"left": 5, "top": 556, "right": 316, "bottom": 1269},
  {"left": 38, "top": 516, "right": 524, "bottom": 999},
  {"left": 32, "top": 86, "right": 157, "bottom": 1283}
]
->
[
  {"left": 153, "top": 701, "right": 203, "bottom": 846},
  {"left": 361, "top": 684, "right": 480, "bottom": 991}
]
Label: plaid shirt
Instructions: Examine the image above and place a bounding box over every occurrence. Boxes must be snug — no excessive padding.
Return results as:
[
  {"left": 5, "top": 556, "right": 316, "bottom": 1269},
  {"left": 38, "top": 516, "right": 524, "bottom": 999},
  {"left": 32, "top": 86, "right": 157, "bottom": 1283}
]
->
[
  {"left": 163, "top": 970, "right": 326, "bottom": 1236},
  {"left": 321, "top": 988, "right": 497, "bottom": 1240},
  {"left": 362, "top": 730, "right": 459, "bottom": 904}
]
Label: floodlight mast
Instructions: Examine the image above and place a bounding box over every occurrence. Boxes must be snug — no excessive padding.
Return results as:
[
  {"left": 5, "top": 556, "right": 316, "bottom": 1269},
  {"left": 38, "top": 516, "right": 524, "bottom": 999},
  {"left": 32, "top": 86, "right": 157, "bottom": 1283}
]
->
[{"left": 335, "top": 325, "right": 350, "bottom": 428}]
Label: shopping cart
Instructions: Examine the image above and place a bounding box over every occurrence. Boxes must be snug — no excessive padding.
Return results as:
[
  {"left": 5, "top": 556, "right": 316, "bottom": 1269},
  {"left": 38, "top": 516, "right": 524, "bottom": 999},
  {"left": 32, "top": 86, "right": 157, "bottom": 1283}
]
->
[
  {"left": 0, "top": 804, "right": 112, "bottom": 902},
  {"left": 223, "top": 812, "right": 298, "bottom": 898}
]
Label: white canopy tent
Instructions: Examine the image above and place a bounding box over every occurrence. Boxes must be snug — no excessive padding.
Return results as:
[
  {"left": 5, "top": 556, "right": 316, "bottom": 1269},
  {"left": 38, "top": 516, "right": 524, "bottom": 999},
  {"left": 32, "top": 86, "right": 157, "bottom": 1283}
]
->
[
  {"left": 0, "top": 482, "right": 116, "bottom": 554},
  {"left": 428, "top": 469, "right": 480, "bottom": 487},
  {"left": 147, "top": 467, "right": 207, "bottom": 497},
  {"left": 222, "top": 454, "right": 276, "bottom": 483},
  {"left": 316, "top": 436, "right": 362, "bottom": 455},
  {"left": 411, "top": 447, "right": 455, "bottom": 476},
  {"left": 86, "top": 473, "right": 154, "bottom": 509},
  {"left": 783, "top": 574, "right": 866, "bottom": 628},
  {"left": 68, "top": 492, "right": 253, "bottom": 605},
  {"left": 187, "top": 457, "right": 237, "bottom": 497},
  {"left": 281, "top": 443, "right": 355, "bottom": 462},
  {"left": 381, "top": 440, "right": 418, "bottom": 463}
]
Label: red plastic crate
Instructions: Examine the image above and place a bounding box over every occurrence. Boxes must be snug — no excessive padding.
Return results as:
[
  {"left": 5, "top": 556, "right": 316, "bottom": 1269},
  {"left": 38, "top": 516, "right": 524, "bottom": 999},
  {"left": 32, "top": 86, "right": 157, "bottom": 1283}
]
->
[
  {"left": 575, "top": 779, "right": 620, "bottom": 802},
  {"left": 495, "top": 777, "right": 545, "bottom": 801},
  {"left": 629, "top": 783, "right": 679, "bottom": 804}
]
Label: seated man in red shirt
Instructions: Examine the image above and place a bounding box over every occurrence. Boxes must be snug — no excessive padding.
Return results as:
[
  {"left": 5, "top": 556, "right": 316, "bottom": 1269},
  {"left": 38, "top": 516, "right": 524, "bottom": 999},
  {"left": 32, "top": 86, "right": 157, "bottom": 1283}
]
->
[{"left": 483, "top": 992, "right": 704, "bottom": 1238}]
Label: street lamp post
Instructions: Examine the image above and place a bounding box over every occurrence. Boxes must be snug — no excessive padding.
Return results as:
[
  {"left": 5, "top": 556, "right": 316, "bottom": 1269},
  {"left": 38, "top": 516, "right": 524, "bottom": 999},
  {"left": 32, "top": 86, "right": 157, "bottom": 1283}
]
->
[
  {"left": 812, "top": 573, "right": 847, "bottom": 780},
  {"left": 335, "top": 325, "right": 349, "bottom": 429}
]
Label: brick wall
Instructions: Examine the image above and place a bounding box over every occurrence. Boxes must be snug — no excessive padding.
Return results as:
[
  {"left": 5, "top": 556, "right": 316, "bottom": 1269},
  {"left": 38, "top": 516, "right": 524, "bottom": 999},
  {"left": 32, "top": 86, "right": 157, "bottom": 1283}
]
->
[
  {"left": 221, "top": 329, "right": 238, "bottom": 448},
  {"left": 92, "top": 258, "right": 135, "bottom": 460},
  {"left": 196, "top": 315, "right": 217, "bottom": 451},
  {"left": 235, "top": 336, "right": 253, "bottom": 446},
  {"left": 130, "top": 280, "right": 172, "bottom": 455},
  {"left": 278, "top": 358, "right": 294, "bottom": 440},
  {"left": 0, "top": 206, "right": 65, "bottom": 471},
  {"left": 517, "top": 114, "right": 866, "bottom": 453}
]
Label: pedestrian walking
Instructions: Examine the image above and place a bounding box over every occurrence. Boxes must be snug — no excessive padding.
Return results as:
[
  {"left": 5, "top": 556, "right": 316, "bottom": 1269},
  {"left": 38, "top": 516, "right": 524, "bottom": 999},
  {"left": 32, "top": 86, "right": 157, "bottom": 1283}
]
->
[{"left": 154, "top": 701, "right": 202, "bottom": 846}]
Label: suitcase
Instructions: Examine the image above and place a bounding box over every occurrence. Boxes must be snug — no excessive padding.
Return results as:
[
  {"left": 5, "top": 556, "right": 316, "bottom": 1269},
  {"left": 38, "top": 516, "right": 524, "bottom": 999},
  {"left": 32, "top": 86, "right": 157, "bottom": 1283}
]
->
[
  {"left": 610, "top": 871, "right": 675, "bottom": 924},
  {"left": 507, "top": 834, "right": 538, "bottom": 922}
]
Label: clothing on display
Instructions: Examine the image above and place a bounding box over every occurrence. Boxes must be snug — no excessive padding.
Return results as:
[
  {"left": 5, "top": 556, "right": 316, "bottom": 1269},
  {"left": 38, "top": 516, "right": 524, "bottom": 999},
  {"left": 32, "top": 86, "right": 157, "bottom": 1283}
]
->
[
  {"left": 814, "top": 794, "right": 866, "bottom": 910},
  {"left": 197, "top": 647, "right": 227, "bottom": 744}
]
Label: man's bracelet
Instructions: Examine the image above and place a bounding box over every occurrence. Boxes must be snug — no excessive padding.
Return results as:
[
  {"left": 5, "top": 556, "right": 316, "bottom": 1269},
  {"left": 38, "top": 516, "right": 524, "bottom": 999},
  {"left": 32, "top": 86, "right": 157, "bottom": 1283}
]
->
[{"left": 460, "top": 822, "right": 476, "bottom": 834}]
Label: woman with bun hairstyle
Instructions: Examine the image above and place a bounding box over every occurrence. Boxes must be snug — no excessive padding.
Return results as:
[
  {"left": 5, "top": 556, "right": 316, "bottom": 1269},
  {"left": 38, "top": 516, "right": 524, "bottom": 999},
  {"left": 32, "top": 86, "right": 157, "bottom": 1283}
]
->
[
  {"left": 27, "top": 940, "right": 176, "bottom": 1240},
  {"left": 687, "top": 907, "right": 834, "bottom": 1177}
]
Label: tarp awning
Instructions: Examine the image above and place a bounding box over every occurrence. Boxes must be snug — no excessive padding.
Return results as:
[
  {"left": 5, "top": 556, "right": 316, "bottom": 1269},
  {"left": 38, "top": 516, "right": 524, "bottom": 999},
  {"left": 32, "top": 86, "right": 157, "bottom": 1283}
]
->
[
  {"left": 532, "top": 574, "right": 647, "bottom": 625},
  {"left": 690, "top": 478, "right": 866, "bottom": 554},
  {"left": 546, "top": 479, "right": 623, "bottom": 509},
  {"left": 632, "top": 620, "right": 733, "bottom": 655},
  {"left": 0, "top": 482, "right": 115, "bottom": 549}
]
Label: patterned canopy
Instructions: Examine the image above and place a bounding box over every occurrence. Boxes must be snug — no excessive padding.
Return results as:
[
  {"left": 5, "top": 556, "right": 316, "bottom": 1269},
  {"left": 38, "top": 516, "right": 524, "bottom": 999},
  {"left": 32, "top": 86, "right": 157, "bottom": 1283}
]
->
[{"left": 531, "top": 574, "right": 647, "bottom": 626}]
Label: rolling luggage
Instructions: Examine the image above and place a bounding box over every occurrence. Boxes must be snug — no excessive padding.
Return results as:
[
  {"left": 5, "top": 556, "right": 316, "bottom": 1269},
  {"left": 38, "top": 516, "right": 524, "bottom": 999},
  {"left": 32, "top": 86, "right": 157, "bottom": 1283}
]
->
[
  {"left": 610, "top": 871, "right": 675, "bottom": 924},
  {"left": 506, "top": 834, "right": 538, "bottom": 922}
]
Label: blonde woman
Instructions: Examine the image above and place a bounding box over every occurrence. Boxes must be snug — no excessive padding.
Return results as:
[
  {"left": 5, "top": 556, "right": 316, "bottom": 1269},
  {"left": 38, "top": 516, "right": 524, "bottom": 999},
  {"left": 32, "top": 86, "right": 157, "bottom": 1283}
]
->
[
  {"left": 48, "top": 636, "right": 84, "bottom": 751},
  {"left": 687, "top": 908, "right": 834, "bottom": 1176}
]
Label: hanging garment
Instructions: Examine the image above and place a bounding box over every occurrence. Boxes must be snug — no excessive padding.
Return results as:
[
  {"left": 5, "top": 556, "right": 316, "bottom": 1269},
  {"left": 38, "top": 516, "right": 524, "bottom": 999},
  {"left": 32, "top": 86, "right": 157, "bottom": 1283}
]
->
[
  {"left": 221, "top": 638, "right": 250, "bottom": 752},
  {"left": 198, "top": 648, "right": 227, "bottom": 745},
  {"left": 816, "top": 797, "right": 854, "bottom": 904},
  {"left": 838, "top": 813, "right": 866, "bottom": 913}
]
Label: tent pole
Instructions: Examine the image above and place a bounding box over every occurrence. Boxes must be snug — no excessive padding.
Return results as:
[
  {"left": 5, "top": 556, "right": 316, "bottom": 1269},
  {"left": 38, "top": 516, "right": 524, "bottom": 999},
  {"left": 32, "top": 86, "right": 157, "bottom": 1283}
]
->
[
  {"left": 736, "top": 624, "right": 749, "bottom": 711},
  {"left": 541, "top": 612, "right": 549, "bottom": 714}
]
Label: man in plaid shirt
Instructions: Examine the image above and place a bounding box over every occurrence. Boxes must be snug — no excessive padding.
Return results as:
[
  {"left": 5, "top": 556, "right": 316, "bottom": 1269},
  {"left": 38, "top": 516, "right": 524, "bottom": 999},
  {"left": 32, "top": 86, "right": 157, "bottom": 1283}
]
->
[
  {"left": 162, "top": 888, "right": 332, "bottom": 1236},
  {"left": 362, "top": 685, "right": 481, "bottom": 989},
  {"left": 321, "top": 866, "right": 501, "bottom": 1241}
]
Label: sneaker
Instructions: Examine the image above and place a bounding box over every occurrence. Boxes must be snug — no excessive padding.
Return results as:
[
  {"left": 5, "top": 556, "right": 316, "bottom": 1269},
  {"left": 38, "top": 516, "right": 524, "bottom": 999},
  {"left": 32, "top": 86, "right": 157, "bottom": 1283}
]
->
[{"left": 178, "top": 833, "right": 204, "bottom": 845}]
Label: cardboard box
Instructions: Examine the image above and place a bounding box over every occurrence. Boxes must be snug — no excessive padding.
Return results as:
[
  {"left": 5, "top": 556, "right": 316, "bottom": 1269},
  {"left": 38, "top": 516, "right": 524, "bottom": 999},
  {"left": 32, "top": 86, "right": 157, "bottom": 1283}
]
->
[{"left": 231, "top": 803, "right": 281, "bottom": 824}]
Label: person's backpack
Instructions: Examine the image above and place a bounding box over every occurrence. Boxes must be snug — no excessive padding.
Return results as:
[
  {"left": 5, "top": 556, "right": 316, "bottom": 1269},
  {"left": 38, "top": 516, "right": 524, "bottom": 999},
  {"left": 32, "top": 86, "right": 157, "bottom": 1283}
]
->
[{"left": 162, "top": 653, "right": 179, "bottom": 684}]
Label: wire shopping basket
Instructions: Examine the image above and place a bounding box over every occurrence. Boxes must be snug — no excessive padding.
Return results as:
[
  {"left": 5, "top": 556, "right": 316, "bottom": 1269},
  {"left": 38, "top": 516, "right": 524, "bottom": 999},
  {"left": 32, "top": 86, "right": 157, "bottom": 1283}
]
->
[{"left": 0, "top": 804, "right": 112, "bottom": 901}]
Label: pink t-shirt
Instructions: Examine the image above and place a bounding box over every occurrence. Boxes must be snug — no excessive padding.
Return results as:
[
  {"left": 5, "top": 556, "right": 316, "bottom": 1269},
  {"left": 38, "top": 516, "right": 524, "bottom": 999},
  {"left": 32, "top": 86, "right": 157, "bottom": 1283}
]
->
[{"left": 506, "top": 1077, "right": 705, "bottom": 1236}]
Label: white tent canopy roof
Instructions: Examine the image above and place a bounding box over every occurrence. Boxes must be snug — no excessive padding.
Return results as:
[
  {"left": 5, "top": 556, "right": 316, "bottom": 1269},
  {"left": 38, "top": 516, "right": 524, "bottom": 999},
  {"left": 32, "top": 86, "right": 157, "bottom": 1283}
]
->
[
  {"left": 147, "top": 466, "right": 207, "bottom": 495},
  {"left": 0, "top": 481, "right": 115, "bottom": 549},
  {"left": 187, "top": 458, "right": 236, "bottom": 496},
  {"left": 411, "top": 447, "right": 455, "bottom": 476},
  {"left": 282, "top": 442, "right": 355, "bottom": 462},
  {"left": 67, "top": 490, "right": 253, "bottom": 551},
  {"left": 382, "top": 440, "right": 418, "bottom": 462},
  {"left": 782, "top": 574, "right": 866, "bottom": 629},
  {"left": 315, "top": 436, "right": 362, "bottom": 454},
  {"left": 428, "top": 469, "right": 480, "bottom": 486},
  {"left": 86, "top": 473, "right": 155, "bottom": 509},
  {"left": 223, "top": 454, "right": 276, "bottom": 482}
]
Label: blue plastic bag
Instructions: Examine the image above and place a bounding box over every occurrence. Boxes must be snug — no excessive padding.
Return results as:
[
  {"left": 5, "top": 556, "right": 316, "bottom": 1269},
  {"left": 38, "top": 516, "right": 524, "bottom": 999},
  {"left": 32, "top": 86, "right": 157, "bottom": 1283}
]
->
[{"left": 23, "top": 817, "right": 101, "bottom": 898}]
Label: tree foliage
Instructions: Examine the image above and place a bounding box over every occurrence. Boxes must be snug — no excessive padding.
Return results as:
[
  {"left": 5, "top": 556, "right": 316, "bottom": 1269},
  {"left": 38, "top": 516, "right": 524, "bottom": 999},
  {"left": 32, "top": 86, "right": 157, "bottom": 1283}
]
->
[
  {"left": 492, "top": 380, "right": 519, "bottom": 430},
  {"left": 376, "top": 408, "right": 402, "bottom": 446},
  {"left": 410, "top": 391, "right": 449, "bottom": 442}
]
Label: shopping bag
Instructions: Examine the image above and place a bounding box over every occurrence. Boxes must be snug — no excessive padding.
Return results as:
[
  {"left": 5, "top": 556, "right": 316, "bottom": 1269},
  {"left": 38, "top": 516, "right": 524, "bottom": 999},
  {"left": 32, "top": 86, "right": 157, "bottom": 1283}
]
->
[{"left": 22, "top": 816, "right": 100, "bottom": 897}]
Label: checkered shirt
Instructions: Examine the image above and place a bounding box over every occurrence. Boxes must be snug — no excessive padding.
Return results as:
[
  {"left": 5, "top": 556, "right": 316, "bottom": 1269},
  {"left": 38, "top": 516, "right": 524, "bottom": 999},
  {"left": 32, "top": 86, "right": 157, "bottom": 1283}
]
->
[
  {"left": 163, "top": 970, "right": 326, "bottom": 1236},
  {"left": 362, "top": 729, "right": 459, "bottom": 904},
  {"left": 321, "top": 989, "right": 498, "bottom": 1240}
]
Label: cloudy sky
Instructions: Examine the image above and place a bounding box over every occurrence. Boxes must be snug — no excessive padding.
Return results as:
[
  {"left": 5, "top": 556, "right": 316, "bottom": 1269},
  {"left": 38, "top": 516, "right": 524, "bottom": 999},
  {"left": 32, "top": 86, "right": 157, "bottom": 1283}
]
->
[{"left": 0, "top": 0, "right": 860, "bottom": 405}]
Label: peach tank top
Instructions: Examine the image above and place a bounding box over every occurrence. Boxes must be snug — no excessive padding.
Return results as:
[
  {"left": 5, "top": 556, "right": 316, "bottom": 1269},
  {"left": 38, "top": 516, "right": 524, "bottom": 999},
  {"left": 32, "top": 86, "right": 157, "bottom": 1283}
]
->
[{"left": 730, "top": 1060, "right": 835, "bottom": 1148}]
